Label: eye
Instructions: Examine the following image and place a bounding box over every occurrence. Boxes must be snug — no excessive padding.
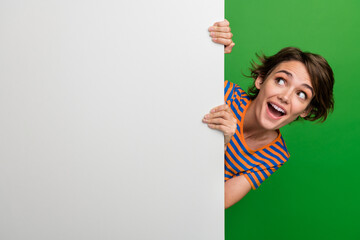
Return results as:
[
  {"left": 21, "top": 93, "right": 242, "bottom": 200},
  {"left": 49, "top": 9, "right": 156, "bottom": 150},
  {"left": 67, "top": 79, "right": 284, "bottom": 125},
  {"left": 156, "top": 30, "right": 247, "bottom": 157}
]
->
[
  {"left": 298, "top": 91, "right": 307, "bottom": 100},
  {"left": 276, "top": 77, "right": 286, "bottom": 86}
]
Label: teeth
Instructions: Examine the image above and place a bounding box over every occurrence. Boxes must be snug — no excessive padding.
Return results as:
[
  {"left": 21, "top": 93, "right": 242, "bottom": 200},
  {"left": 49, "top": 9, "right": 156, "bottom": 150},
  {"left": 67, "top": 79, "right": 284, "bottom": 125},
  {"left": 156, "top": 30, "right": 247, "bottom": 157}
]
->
[{"left": 270, "top": 103, "right": 285, "bottom": 114}]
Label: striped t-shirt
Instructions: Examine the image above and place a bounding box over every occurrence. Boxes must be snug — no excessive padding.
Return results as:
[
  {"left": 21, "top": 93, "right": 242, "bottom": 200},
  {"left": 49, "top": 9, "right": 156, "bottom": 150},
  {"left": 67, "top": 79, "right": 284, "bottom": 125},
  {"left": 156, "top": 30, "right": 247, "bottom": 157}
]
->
[{"left": 224, "top": 80, "right": 290, "bottom": 189}]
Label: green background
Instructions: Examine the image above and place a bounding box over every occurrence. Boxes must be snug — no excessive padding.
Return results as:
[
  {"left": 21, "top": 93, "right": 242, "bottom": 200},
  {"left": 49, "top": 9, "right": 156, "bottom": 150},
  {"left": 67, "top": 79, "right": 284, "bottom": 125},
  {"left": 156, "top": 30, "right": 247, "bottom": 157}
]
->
[{"left": 224, "top": 0, "right": 360, "bottom": 239}]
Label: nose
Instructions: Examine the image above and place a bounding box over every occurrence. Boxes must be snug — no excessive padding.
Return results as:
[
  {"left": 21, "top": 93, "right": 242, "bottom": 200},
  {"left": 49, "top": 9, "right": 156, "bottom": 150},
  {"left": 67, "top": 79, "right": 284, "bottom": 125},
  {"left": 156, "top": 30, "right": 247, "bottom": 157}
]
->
[{"left": 278, "top": 90, "right": 290, "bottom": 104}]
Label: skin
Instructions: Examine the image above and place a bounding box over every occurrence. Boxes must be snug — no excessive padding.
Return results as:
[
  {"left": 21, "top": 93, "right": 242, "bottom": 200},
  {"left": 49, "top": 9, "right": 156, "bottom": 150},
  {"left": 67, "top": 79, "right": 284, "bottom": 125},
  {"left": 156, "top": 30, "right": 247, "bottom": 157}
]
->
[
  {"left": 204, "top": 19, "right": 235, "bottom": 149},
  {"left": 244, "top": 61, "right": 313, "bottom": 150},
  {"left": 202, "top": 104, "right": 237, "bottom": 151},
  {"left": 205, "top": 20, "right": 314, "bottom": 208},
  {"left": 208, "top": 19, "right": 235, "bottom": 54}
]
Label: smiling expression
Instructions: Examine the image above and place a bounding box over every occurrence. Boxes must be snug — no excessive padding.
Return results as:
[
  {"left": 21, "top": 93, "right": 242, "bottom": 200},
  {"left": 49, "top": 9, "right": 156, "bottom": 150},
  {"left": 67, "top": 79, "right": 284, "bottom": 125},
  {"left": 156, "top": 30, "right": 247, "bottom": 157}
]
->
[{"left": 252, "top": 60, "right": 314, "bottom": 130}]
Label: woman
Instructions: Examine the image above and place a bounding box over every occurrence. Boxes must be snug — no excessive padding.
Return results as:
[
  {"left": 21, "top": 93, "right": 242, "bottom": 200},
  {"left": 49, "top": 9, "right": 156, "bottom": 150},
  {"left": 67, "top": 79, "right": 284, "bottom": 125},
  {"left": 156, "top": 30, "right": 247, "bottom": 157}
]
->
[{"left": 203, "top": 20, "right": 334, "bottom": 208}]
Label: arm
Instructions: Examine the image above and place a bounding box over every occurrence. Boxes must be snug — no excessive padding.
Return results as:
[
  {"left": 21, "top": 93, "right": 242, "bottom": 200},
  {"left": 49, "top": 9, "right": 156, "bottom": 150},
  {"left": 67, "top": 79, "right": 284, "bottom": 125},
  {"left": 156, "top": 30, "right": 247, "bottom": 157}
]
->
[
  {"left": 225, "top": 175, "right": 252, "bottom": 209},
  {"left": 203, "top": 107, "right": 250, "bottom": 208},
  {"left": 208, "top": 19, "right": 235, "bottom": 54},
  {"left": 207, "top": 21, "right": 249, "bottom": 208}
]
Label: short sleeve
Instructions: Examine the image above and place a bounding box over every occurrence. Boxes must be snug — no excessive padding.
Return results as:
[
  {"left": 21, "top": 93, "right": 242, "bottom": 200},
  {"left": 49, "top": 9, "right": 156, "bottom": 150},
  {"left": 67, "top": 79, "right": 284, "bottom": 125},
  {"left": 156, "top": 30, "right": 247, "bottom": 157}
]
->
[
  {"left": 224, "top": 80, "right": 236, "bottom": 103},
  {"left": 243, "top": 164, "right": 284, "bottom": 190},
  {"left": 224, "top": 80, "right": 249, "bottom": 106}
]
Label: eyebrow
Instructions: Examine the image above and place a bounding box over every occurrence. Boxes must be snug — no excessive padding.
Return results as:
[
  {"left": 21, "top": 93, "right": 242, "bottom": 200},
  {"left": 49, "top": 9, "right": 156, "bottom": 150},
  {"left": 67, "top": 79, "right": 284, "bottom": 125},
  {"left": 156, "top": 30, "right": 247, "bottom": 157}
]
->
[
  {"left": 276, "top": 70, "right": 293, "bottom": 77},
  {"left": 275, "top": 70, "right": 314, "bottom": 96}
]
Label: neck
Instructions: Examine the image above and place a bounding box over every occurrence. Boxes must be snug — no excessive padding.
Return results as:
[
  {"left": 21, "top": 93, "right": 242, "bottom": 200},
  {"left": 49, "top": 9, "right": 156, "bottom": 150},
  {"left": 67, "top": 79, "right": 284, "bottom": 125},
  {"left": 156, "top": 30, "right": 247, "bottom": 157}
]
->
[{"left": 243, "top": 99, "right": 277, "bottom": 141}]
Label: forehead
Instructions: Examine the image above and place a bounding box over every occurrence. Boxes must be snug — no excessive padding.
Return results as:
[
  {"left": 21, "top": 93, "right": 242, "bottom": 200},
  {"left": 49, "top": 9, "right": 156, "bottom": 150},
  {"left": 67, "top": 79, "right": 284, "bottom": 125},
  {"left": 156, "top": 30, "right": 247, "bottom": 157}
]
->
[{"left": 271, "top": 60, "right": 312, "bottom": 86}]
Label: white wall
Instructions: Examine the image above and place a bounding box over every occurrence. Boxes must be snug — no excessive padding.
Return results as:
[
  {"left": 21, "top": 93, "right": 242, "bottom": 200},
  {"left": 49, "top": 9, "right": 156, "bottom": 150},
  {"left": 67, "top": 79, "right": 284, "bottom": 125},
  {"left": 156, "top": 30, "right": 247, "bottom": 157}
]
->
[{"left": 0, "top": 1, "right": 224, "bottom": 239}]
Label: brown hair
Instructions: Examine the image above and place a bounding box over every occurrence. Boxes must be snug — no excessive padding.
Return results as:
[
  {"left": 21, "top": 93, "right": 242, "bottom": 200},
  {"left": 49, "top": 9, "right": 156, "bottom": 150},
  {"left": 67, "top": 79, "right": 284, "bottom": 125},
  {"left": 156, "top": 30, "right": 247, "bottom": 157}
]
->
[{"left": 247, "top": 47, "right": 334, "bottom": 122}]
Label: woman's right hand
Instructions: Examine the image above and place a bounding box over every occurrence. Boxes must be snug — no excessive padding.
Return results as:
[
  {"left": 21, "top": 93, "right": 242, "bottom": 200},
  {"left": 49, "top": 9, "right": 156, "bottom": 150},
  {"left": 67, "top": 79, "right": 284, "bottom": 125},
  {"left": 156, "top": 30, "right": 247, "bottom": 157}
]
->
[{"left": 208, "top": 19, "right": 235, "bottom": 54}]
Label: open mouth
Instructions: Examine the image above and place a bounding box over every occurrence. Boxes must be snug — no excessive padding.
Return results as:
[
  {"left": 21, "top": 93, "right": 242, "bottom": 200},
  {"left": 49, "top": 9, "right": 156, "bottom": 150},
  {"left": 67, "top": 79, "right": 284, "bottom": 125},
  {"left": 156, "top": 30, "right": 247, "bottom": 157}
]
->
[{"left": 267, "top": 102, "right": 286, "bottom": 118}]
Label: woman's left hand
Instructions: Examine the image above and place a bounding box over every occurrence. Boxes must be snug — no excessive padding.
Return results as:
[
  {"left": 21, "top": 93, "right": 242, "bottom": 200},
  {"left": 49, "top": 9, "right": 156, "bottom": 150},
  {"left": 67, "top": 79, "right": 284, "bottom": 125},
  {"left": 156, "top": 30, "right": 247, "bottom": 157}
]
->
[
  {"left": 208, "top": 19, "right": 235, "bottom": 54},
  {"left": 202, "top": 104, "right": 237, "bottom": 150}
]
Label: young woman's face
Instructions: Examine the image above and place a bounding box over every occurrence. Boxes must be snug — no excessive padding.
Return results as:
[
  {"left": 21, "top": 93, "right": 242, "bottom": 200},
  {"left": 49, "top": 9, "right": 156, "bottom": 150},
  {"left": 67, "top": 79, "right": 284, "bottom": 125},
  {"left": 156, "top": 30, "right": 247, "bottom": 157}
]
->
[{"left": 253, "top": 60, "right": 314, "bottom": 130}]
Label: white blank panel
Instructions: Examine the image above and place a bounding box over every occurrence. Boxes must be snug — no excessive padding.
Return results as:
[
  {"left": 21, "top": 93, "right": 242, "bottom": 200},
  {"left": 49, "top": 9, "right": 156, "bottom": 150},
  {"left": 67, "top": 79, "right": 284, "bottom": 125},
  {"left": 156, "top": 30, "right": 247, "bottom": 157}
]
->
[{"left": 0, "top": 1, "right": 224, "bottom": 239}]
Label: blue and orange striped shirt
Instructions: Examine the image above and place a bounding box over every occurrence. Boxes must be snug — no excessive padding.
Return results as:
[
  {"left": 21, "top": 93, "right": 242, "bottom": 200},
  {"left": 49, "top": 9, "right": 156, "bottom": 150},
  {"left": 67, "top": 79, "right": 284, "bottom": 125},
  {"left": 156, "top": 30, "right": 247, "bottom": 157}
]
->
[{"left": 224, "top": 80, "right": 290, "bottom": 189}]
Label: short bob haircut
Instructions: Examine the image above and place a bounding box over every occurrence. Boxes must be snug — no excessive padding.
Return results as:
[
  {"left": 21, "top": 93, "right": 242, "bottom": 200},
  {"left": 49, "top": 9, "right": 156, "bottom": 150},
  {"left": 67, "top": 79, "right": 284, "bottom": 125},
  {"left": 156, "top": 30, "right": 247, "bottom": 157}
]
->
[{"left": 247, "top": 47, "right": 334, "bottom": 122}]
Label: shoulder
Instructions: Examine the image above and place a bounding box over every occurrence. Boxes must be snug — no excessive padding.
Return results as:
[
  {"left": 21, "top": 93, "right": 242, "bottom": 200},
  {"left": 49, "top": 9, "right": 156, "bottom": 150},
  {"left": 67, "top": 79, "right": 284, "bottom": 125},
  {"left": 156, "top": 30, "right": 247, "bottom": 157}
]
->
[{"left": 224, "top": 80, "right": 250, "bottom": 104}]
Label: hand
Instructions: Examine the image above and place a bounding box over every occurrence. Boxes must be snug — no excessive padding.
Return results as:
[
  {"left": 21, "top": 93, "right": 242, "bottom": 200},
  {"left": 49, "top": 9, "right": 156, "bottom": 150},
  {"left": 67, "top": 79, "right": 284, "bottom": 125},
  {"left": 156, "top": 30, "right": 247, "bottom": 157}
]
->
[
  {"left": 202, "top": 104, "right": 237, "bottom": 150},
  {"left": 208, "top": 19, "right": 235, "bottom": 54}
]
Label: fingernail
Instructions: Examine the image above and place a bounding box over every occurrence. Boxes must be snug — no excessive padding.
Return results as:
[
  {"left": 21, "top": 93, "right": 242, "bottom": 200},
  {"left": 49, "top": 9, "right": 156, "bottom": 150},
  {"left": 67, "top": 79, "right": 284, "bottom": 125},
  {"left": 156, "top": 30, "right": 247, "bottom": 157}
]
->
[
  {"left": 210, "top": 32, "right": 215, "bottom": 37},
  {"left": 211, "top": 109, "right": 215, "bottom": 113},
  {"left": 208, "top": 27, "right": 214, "bottom": 31}
]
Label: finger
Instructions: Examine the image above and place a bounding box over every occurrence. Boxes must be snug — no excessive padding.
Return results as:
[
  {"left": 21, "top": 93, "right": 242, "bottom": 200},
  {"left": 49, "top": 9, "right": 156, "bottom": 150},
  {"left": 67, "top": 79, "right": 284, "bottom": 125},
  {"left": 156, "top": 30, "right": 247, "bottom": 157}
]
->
[
  {"left": 224, "top": 42, "right": 235, "bottom": 54},
  {"left": 205, "top": 120, "right": 235, "bottom": 132},
  {"left": 204, "top": 114, "right": 236, "bottom": 128},
  {"left": 203, "top": 117, "right": 228, "bottom": 125},
  {"left": 208, "top": 26, "right": 231, "bottom": 33},
  {"left": 210, "top": 104, "right": 231, "bottom": 113},
  {"left": 212, "top": 104, "right": 234, "bottom": 118},
  {"left": 210, "top": 31, "right": 233, "bottom": 39},
  {"left": 212, "top": 38, "right": 232, "bottom": 46},
  {"left": 203, "top": 118, "right": 224, "bottom": 125},
  {"left": 204, "top": 111, "right": 233, "bottom": 121},
  {"left": 213, "top": 19, "right": 230, "bottom": 27}
]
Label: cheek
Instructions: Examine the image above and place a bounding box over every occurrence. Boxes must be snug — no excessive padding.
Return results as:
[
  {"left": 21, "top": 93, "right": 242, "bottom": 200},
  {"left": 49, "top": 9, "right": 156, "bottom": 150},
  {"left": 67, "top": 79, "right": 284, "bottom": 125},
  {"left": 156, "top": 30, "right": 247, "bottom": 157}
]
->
[
  {"left": 266, "top": 83, "right": 282, "bottom": 95},
  {"left": 291, "top": 100, "right": 308, "bottom": 115},
  {"left": 259, "top": 86, "right": 276, "bottom": 98}
]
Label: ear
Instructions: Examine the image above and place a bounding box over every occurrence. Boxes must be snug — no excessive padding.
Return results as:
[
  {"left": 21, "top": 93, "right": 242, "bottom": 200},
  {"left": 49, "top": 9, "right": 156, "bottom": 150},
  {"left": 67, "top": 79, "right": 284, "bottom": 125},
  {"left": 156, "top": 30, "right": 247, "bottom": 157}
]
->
[
  {"left": 254, "top": 76, "right": 264, "bottom": 90},
  {"left": 300, "top": 106, "right": 312, "bottom": 118}
]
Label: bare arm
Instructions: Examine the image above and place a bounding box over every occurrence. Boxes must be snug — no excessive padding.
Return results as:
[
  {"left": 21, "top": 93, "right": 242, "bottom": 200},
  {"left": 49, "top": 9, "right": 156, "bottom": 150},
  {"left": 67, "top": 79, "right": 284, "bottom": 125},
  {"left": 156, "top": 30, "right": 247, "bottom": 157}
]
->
[
  {"left": 225, "top": 175, "right": 252, "bottom": 209},
  {"left": 207, "top": 20, "right": 248, "bottom": 208}
]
